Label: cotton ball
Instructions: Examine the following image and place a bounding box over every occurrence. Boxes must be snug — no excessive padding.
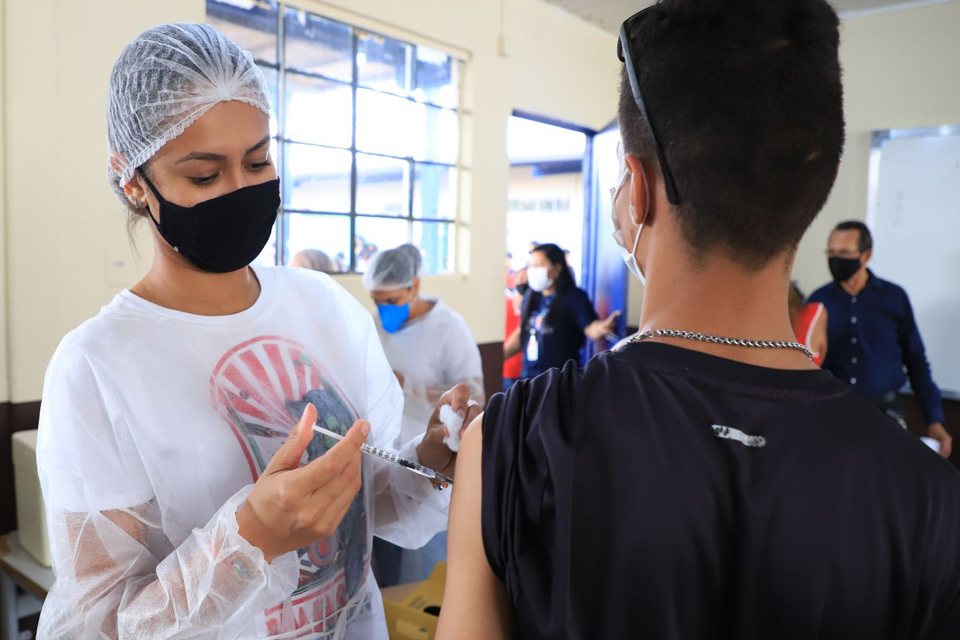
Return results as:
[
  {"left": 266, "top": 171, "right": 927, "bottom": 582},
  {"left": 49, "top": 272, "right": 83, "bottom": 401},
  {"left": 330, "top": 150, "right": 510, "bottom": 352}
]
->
[{"left": 440, "top": 405, "right": 465, "bottom": 452}]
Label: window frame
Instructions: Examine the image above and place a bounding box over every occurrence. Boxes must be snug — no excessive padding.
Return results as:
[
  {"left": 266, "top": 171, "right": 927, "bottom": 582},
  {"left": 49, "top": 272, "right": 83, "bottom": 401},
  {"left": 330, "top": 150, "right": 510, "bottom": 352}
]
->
[{"left": 206, "top": 0, "right": 468, "bottom": 275}]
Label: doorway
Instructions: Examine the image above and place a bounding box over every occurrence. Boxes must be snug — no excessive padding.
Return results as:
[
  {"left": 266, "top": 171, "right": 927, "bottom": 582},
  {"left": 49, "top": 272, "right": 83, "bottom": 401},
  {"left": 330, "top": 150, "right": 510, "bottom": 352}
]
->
[
  {"left": 502, "top": 113, "right": 593, "bottom": 387},
  {"left": 505, "top": 114, "right": 589, "bottom": 279}
]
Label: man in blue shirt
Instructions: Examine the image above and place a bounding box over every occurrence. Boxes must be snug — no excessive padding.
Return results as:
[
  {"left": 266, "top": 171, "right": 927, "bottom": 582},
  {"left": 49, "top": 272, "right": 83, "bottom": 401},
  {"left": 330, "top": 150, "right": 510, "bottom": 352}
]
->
[{"left": 810, "top": 220, "right": 952, "bottom": 457}]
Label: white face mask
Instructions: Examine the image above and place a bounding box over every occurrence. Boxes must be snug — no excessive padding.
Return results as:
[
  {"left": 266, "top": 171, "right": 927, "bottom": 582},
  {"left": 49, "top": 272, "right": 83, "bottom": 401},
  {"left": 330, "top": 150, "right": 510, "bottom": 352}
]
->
[
  {"left": 611, "top": 144, "right": 650, "bottom": 286},
  {"left": 527, "top": 266, "right": 554, "bottom": 292}
]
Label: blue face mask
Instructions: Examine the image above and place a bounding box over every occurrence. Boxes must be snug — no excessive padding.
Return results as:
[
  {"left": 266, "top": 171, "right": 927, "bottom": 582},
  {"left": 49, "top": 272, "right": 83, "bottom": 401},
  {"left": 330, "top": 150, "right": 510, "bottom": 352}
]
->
[{"left": 378, "top": 303, "right": 411, "bottom": 333}]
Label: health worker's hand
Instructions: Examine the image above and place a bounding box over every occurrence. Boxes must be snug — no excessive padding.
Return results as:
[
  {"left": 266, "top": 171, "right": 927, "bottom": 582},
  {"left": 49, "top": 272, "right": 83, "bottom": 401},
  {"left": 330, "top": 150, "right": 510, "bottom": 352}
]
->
[
  {"left": 237, "top": 403, "right": 368, "bottom": 562},
  {"left": 418, "top": 384, "right": 483, "bottom": 482}
]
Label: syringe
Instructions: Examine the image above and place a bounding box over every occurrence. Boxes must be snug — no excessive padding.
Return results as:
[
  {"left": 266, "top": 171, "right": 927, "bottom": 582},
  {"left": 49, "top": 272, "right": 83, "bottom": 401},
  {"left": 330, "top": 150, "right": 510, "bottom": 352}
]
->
[{"left": 312, "top": 423, "right": 453, "bottom": 489}]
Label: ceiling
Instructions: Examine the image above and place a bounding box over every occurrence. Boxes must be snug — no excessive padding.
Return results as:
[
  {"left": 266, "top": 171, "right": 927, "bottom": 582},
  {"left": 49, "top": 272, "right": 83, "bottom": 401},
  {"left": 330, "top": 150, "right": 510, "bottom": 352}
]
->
[{"left": 537, "top": 0, "right": 952, "bottom": 33}]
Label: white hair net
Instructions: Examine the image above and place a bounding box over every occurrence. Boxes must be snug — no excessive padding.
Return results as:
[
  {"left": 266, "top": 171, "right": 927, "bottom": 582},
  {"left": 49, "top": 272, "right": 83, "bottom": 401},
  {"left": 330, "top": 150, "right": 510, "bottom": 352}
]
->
[
  {"left": 106, "top": 23, "right": 271, "bottom": 203},
  {"left": 362, "top": 244, "right": 423, "bottom": 291}
]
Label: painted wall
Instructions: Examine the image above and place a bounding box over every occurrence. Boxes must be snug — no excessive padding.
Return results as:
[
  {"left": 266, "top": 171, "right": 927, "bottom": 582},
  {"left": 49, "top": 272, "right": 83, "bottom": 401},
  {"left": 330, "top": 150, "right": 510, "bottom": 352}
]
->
[{"left": 0, "top": 0, "right": 619, "bottom": 402}]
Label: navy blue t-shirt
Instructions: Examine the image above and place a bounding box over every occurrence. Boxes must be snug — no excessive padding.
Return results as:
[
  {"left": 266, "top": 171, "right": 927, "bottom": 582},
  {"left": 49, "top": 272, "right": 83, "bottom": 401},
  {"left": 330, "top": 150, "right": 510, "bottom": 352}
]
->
[
  {"left": 483, "top": 343, "right": 960, "bottom": 640},
  {"left": 519, "top": 288, "right": 598, "bottom": 379}
]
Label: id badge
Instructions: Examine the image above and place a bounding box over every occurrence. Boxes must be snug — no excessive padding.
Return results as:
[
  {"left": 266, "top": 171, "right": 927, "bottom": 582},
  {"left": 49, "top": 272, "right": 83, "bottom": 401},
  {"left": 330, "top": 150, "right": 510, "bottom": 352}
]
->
[{"left": 527, "top": 332, "right": 539, "bottom": 362}]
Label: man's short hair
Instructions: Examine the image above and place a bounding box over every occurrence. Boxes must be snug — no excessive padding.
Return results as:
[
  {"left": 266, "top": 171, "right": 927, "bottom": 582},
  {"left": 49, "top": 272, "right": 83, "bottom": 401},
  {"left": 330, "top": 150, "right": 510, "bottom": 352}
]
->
[
  {"left": 617, "top": 0, "right": 845, "bottom": 270},
  {"left": 833, "top": 220, "right": 873, "bottom": 253}
]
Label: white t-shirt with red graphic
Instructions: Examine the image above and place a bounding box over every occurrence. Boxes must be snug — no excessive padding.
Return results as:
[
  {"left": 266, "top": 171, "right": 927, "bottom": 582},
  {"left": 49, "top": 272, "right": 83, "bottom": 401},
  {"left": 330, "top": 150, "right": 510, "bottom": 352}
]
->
[{"left": 36, "top": 266, "right": 449, "bottom": 639}]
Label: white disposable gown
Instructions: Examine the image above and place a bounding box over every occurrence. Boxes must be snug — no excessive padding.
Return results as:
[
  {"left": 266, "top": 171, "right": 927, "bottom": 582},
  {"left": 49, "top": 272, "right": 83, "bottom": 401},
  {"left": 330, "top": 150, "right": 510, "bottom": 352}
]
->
[
  {"left": 35, "top": 266, "right": 449, "bottom": 639},
  {"left": 377, "top": 298, "right": 485, "bottom": 444}
]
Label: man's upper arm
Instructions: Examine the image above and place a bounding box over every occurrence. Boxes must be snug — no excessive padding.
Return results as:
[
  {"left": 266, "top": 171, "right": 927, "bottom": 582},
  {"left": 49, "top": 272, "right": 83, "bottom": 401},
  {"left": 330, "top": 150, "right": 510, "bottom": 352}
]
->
[
  {"left": 896, "top": 288, "right": 944, "bottom": 424},
  {"left": 436, "top": 416, "right": 513, "bottom": 640},
  {"left": 814, "top": 305, "right": 829, "bottom": 361}
]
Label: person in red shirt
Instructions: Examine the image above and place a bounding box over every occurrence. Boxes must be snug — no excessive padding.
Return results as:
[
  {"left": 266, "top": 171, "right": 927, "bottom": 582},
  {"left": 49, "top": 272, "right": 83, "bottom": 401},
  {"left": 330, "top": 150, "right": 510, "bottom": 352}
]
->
[
  {"left": 789, "top": 282, "right": 828, "bottom": 366},
  {"left": 503, "top": 265, "right": 525, "bottom": 390}
]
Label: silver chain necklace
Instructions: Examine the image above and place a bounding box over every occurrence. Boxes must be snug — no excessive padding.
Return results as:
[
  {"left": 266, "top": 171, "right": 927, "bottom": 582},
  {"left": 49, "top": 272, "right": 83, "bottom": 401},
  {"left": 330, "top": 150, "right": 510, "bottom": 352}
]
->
[{"left": 625, "top": 329, "right": 814, "bottom": 361}]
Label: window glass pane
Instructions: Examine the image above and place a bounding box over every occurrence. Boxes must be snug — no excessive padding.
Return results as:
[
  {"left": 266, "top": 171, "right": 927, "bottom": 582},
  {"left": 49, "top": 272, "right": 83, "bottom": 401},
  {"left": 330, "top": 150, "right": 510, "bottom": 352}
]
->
[
  {"left": 356, "top": 89, "right": 413, "bottom": 157},
  {"left": 283, "top": 143, "right": 351, "bottom": 213},
  {"left": 413, "top": 46, "right": 459, "bottom": 108},
  {"left": 357, "top": 32, "right": 411, "bottom": 96},
  {"left": 252, "top": 222, "right": 278, "bottom": 267},
  {"left": 257, "top": 64, "right": 279, "bottom": 137},
  {"left": 207, "top": 0, "right": 279, "bottom": 64},
  {"left": 413, "top": 221, "right": 455, "bottom": 274},
  {"left": 413, "top": 164, "right": 456, "bottom": 220},
  {"left": 355, "top": 217, "right": 410, "bottom": 272},
  {"left": 284, "top": 213, "right": 350, "bottom": 271},
  {"left": 284, "top": 8, "right": 353, "bottom": 81},
  {"left": 357, "top": 154, "right": 410, "bottom": 217},
  {"left": 269, "top": 137, "right": 279, "bottom": 167},
  {"left": 284, "top": 72, "right": 352, "bottom": 148},
  {"left": 216, "top": 1, "right": 461, "bottom": 274},
  {"left": 413, "top": 104, "right": 458, "bottom": 164}
]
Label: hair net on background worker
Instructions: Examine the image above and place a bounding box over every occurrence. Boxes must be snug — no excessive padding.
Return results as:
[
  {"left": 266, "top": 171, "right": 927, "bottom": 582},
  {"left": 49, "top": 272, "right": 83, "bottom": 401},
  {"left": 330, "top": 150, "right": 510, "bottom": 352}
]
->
[
  {"left": 362, "top": 244, "right": 423, "bottom": 291},
  {"left": 292, "top": 248, "right": 338, "bottom": 273},
  {"left": 106, "top": 22, "right": 271, "bottom": 206},
  {"left": 363, "top": 243, "right": 485, "bottom": 443}
]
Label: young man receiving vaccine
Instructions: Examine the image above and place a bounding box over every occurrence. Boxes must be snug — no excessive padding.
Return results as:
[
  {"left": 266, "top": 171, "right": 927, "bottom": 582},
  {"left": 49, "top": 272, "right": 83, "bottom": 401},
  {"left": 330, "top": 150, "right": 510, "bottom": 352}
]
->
[{"left": 435, "top": 0, "right": 960, "bottom": 638}]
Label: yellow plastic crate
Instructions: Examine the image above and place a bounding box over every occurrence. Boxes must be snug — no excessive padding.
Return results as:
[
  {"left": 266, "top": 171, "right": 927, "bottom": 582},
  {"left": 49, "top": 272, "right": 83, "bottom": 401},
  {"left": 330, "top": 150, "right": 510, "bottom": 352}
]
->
[{"left": 381, "top": 562, "right": 446, "bottom": 640}]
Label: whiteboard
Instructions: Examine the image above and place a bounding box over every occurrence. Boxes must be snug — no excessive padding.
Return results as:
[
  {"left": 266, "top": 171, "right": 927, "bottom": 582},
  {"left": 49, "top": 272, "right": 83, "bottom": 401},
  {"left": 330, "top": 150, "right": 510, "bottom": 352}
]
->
[{"left": 867, "top": 126, "right": 960, "bottom": 398}]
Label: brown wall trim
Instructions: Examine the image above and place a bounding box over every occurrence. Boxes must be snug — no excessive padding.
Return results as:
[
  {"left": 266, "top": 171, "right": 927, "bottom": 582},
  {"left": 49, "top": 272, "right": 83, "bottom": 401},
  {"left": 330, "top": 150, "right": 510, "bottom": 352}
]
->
[
  {"left": 479, "top": 341, "right": 505, "bottom": 403},
  {"left": 1, "top": 400, "right": 42, "bottom": 535}
]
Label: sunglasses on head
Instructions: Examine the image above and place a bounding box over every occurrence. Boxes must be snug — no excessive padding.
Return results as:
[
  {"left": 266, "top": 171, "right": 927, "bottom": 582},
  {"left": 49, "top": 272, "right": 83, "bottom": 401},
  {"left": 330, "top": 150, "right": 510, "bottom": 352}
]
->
[{"left": 617, "top": 7, "right": 680, "bottom": 205}]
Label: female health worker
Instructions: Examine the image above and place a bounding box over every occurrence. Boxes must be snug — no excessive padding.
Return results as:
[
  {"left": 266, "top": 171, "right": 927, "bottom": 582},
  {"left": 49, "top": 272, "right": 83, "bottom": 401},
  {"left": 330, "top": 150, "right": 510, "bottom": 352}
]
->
[
  {"left": 362, "top": 245, "right": 485, "bottom": 585},
  {"left": 503, "top": 243, "right": 620, "bottom": 380},
  {"left": 35, "top": 23, "right": 462, "bottom": 640}
]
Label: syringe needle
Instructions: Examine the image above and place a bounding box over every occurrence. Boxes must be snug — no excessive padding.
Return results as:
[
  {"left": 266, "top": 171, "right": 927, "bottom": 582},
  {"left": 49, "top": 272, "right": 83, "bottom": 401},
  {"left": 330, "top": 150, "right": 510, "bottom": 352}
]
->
[{"left": 311, "top": 423, "right": 453, "bottom": 487}]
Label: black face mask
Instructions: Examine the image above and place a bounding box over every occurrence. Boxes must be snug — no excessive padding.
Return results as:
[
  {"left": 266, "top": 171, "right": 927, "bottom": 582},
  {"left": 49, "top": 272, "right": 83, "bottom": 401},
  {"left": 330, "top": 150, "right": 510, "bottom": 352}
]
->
[
  {"left": 516, "top": 282, "right": 530, "bottom": 296},
  {"left": 829, "top": 256, "right": 862, "bottom": 283},
  {"left": 139, "top": 170, "right": 280, "bottom": 273}
]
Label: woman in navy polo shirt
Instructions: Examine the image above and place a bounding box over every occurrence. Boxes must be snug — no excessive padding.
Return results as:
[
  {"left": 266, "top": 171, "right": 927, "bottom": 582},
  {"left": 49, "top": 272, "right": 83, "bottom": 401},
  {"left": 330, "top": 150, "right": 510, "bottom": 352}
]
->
[{"left": 503, "top": 243, "right": 619, "bottom": 379}]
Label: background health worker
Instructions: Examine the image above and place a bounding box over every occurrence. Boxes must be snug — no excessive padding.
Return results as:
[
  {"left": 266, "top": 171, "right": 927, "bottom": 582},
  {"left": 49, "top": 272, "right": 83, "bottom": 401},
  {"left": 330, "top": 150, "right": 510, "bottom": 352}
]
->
[{"left": 362, "top": 244, "right": 485, "bottom": 586}]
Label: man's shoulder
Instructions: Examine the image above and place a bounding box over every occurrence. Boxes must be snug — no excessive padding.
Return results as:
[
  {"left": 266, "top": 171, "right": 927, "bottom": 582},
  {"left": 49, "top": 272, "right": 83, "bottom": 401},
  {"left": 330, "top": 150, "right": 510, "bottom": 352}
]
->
[
  {"left": 808, "top": 282, "right": 836, "bottom": 303},
  {"left": 869, "top": 272, "right": 909, "bottom": 298}
]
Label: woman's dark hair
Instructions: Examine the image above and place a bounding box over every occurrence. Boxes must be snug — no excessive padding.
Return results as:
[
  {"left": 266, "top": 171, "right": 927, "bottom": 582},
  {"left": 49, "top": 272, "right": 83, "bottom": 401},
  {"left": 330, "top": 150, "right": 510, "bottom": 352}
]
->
[{"left": 521, "top": 243, "right": 577, "bottom": 332}]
